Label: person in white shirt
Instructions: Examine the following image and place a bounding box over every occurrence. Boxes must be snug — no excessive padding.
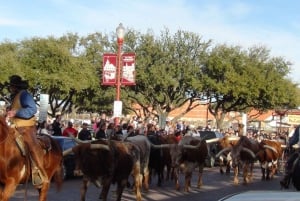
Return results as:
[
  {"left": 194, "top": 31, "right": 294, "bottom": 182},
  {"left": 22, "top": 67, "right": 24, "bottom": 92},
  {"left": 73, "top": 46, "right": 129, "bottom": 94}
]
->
[{"left": 37, "top": 120, "right": 50, "bottom": 135}]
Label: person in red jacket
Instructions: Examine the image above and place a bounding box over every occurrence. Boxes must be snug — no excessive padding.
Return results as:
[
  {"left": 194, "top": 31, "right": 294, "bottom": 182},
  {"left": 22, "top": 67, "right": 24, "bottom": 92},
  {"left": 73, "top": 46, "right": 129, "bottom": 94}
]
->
[{"left": 63, "top": 121, "right": 78, "bottom": 137}]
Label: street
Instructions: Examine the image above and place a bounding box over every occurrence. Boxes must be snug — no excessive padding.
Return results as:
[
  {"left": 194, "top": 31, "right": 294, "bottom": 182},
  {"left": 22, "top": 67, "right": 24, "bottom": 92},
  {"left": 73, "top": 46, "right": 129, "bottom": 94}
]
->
[{"left": 10, "top": 164, "right": 298, "bottom": 201}]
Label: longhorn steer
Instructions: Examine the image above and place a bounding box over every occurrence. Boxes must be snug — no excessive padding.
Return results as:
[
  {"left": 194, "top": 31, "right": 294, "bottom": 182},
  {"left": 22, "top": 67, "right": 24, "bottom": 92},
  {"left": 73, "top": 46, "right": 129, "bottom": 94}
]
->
[
  {"left": 160, "top": 134, "right": 179, "bottom": 181},
  {"left": 124, "top": 135, "right": 151, "bottom": 191},
  {"left": 216, "top": 136, "right": 240, "bottom": 174},
  {"left": 217, "top": 136, "right": 259, "bottom": 185},
  {"left": 63, "top": 139, "right": 142, "bottom": 201},
  {"left": 256, "top": 139, "right": 283, "bottom": 180},
  {"left": 147, "top": 134, "right": 168, "bottom": 186},
  {"left": 147, "top": 133, "right": 180, "bottom": 186},
  {"left": 167, "top": 136, "right": 208, "bottom": 192}
]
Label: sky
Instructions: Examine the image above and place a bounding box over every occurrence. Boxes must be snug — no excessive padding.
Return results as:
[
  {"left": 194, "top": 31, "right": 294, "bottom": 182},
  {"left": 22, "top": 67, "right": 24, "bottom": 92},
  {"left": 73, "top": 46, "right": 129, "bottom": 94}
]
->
[{"left": 0, "top": 0, "right": 299, "bottom": 83}]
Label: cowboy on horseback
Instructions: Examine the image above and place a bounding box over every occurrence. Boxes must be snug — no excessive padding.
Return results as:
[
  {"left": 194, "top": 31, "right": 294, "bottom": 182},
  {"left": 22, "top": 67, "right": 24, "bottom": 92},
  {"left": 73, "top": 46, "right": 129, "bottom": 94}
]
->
[{"left": 6, "top": 75, "right": 48, "bottom": 186}]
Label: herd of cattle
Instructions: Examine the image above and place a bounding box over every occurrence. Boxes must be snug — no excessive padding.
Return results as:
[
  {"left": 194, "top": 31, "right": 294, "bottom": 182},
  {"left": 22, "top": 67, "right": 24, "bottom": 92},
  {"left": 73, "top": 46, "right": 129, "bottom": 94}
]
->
[{"left": 61, "top": 131, "right": 289, "bottom": 201}]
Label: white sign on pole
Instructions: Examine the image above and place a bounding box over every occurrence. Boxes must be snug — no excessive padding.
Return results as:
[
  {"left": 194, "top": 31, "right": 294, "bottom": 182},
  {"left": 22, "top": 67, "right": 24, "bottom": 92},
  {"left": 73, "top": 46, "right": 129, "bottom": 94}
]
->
[
  {"left": 113, "top": 101, "right": 123, "bottom": 117},
  {"left": 39, "top": 94, "right": 49, "bottom": 122}
]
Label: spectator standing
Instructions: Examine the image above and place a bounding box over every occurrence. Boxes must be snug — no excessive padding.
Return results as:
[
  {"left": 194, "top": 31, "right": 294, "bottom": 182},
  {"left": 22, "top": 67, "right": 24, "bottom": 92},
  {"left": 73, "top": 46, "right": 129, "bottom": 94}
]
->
[
  {"left": 62, "top": 121, "right": 78, "bottom": 137},
  {"left": 122, "top": 123, "right": 128, "bottom": 135},
  {"left": 52, "top": 115, "right": 62, "bottom": 136},
  {"left": 78, "top": 123, "right": 92, "bottom": 141},
  {"left": 164, "top": 119, "right": 171, "bottom": 135},
  {"left": 98, "top": 113, "right": 107, "bottom": 127},
  {"left": 37, "top": 120, "right": 50, "bottom": 135},
  {"left": 146, "top": 123, "right": 156, "bottom": 136},
  {"left": 95, "top": 123, "right": 107, "bottom": 139},
  {"left": 127, "top": 125, "right": 136, "bottom": 137},
  {"left": 106, "top": 123, "right": 115, "bottom": 140},
  {"left": 114, "top": 124, "right": 123, "bottom": 140},
  {"left": 115, "top": 125, "right": 123, "bottom": 135}
]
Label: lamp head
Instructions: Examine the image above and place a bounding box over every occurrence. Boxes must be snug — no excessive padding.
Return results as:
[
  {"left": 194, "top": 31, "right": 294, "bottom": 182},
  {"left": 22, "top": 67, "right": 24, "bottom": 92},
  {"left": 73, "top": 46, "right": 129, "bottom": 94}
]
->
[{"left": 116, "top": 23, "right": 125, "bottom": 43}]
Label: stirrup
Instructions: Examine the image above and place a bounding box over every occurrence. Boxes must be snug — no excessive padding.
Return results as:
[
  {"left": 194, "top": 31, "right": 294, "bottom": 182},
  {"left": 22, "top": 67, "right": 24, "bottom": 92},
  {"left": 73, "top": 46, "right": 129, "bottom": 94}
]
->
[{"left": 32, "top": 168, "right": 43, "bottom": 187}]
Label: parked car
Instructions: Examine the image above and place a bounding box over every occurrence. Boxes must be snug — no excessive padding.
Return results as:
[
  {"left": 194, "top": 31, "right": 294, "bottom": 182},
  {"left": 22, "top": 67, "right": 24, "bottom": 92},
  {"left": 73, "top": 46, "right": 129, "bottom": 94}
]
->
[
  {"left": 198, "top": 130, "right": 224, "bottom": 167},
  {"left": 51, "top": 136, "right": 78, "bottom": 180},
  {"left": 198, "top": 130, "right": 224, "bottom": 140},
  {"left": 218, "top": 190, "right": 300, "bottom": 201}
]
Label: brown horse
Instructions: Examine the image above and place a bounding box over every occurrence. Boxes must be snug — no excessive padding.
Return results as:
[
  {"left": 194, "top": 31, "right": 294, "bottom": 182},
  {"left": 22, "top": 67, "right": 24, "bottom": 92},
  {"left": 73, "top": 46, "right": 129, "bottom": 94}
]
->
[{"left": 0, "top": 117, "right": 63, "bottom": 201}]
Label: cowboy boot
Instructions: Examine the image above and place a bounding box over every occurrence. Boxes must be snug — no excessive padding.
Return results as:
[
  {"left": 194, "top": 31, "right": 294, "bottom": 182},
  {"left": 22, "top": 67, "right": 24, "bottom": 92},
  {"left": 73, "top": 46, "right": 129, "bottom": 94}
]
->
[
  {"left": 28, "top": 140, "right": 49, "bottom": 186},
  {"left": 18, "top": 127, "right": 49, "bottom": 187}
]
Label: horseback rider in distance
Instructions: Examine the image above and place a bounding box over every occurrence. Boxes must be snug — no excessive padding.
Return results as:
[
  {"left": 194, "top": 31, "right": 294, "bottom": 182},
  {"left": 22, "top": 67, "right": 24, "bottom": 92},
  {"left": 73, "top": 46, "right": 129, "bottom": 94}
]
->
[{"left": 6, "top": 75, "right": 48, "bottom": 186}]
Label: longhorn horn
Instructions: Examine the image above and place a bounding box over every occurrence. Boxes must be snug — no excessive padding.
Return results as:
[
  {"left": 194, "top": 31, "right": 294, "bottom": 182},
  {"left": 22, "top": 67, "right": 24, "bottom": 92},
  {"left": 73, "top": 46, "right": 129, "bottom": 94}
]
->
[
  {"left": 63, "top": 147, "right": 74, "bottom": 156},
  {"left": 150, "top": 144, "right": 173, "bottom": 149},
  {"left": 227, "top": 136, "right": 240, "bottom": 141},
  {"left": 262, "top": 145, "right": 278, "bottom": 154},
  {"left": 73, "top": 137, "right": 93, "bottom": 144},
  {"left": 281, "top": 144, "right": 299, "bottom": 149},
  {"left": 68, "top": 135, "right": 93, "bottom": 144},
  {"left": 242, "top": 147, "right": 256, "bottom": 158},
  {"left": 90, "top": 144, "right": 110, "bottom": 151},
  {"left": 205, "top": 138, "right": 220, "bottom": 144},
  {"left": 183, "top": 141, "right": 202, "bottom": 149},
  {"left": 63, "top": 143, "right": 110, "bottom": 156},
  {"left": 215, "top": 147, "right": 232, "bottom": 158},
  {"left": 281, "top": 144, "right": 287, "bottom": 148}
]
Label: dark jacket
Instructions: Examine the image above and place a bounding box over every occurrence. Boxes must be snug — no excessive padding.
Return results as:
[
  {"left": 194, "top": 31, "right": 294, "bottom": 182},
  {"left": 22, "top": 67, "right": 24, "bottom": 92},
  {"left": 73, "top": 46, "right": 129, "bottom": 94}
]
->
[
  {"left": 78, "top": 129, "right": 92, "bottom": 141},
  {"left": 95, "top": 129, "right": 106, "bottom": 139},
  {"left": 289, "top": 125, "right": 300, "bottom": 147},
  {"left": 52, "top": 121, "right": 62, "bottom": 136}
]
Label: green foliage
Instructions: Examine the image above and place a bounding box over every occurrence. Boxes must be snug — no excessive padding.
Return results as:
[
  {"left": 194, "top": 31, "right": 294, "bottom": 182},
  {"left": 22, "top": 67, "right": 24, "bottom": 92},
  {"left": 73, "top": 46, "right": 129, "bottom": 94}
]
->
[
  {"left": 123, "top": 28, "right": 211, "bottom": 124},
  {"left": 0, "top": 28, "right": 298, "bottom": 126},
  {"left": 202, "top": 44, "right": 299, "bottom": 128}
]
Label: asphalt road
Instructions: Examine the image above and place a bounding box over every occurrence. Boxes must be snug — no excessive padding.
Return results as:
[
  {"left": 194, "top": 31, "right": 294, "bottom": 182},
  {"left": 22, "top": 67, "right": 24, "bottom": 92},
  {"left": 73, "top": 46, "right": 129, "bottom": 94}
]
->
[{"left": 10, "top": 163, "right": 298, "bottom": 201}]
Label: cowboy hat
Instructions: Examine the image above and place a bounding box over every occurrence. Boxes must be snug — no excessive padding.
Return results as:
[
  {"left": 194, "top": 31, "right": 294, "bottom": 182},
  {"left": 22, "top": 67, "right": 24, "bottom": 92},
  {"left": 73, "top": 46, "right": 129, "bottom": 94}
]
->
[{"left": 8, "top": 75, "right": 29, "bottom": 89}]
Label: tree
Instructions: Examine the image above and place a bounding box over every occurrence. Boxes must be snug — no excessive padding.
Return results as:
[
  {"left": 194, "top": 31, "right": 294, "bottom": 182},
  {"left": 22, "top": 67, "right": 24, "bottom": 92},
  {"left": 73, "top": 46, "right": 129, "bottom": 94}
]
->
[
  {"left": 16, "top": 34, "right": 101, "bottom": 117},
  {"left": 123, "top": 29, "right": 211, "bottom": 127},
  {"left": 75, "top": 32, "right": 116, "bottom": 113},
  {"left": 0, "top": 41, "right": 23, "bottom": 101},
  {"left": 201, "top": 44, "right": 299, "bottom": 129}
]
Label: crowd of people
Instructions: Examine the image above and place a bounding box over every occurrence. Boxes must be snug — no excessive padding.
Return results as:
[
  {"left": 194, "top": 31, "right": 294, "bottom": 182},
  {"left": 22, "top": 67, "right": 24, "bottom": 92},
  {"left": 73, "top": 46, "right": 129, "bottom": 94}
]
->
[{"left": 36, "top": 112, "right": 295, "bottom": 146}]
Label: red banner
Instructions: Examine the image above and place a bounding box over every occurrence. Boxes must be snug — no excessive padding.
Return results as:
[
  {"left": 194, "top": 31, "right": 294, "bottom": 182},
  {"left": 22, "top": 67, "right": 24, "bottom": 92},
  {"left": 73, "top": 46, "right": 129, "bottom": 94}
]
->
[
  {"left": 102, "top": 52, "right": 136, "bottom": 86},
  {"left": 121, "top": 53, "right": 136, "bottom": 85},
  {"left": 102, "top": 53, "right": 117, "bottom": 85}
]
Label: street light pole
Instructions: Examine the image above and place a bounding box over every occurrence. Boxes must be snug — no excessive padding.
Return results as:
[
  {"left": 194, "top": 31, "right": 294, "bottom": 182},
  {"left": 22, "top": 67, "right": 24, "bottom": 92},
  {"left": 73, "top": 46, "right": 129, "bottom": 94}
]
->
[{"left": 114, "top": 23, "right": 125, "bottom": 125}]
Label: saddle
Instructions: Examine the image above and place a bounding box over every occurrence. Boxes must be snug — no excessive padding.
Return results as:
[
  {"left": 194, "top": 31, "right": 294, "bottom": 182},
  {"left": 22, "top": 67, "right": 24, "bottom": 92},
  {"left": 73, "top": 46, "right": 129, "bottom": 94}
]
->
[
  {"left": 13, "top": 129, "right": 52, "bottom": 156},
  {"left": 37, "top": 134, "right": 52, "bottom": 152}
]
